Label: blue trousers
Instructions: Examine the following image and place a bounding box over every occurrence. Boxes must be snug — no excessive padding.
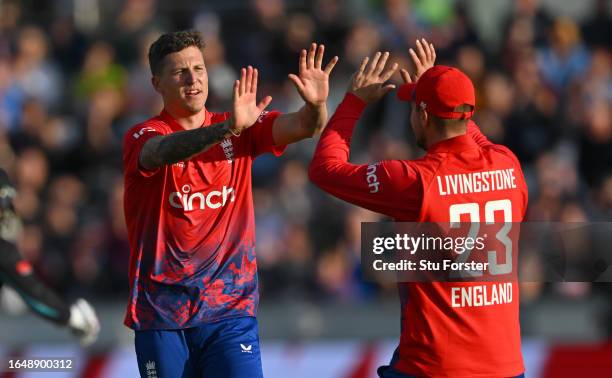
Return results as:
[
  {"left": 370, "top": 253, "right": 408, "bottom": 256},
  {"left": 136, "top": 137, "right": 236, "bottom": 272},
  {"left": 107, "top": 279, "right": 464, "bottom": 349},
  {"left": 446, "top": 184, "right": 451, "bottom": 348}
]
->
[{"left": 134, "top": 316, "right": 262, "bottom": 378}]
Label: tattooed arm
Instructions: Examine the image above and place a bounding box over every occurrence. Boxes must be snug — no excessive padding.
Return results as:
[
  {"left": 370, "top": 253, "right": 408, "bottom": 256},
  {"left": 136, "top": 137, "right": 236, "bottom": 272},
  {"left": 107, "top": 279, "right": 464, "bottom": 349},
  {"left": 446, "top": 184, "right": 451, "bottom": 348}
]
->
[
  {"left": 140, "top": 66, "right": 272, "bottom": 171},
  {"left": 139, "top": 119, "right": 235, "bottom": 170}
]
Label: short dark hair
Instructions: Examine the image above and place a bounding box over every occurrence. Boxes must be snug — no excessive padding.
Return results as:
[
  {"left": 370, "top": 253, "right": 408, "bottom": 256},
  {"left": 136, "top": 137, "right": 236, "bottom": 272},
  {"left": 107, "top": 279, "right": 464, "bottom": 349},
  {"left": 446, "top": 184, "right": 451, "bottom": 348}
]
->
[
  {"left": 148, "top": 30, "right": 205, "bottom": 76},
  {"left": 429, "top": 104, "right": 474, "bottom": 130}
]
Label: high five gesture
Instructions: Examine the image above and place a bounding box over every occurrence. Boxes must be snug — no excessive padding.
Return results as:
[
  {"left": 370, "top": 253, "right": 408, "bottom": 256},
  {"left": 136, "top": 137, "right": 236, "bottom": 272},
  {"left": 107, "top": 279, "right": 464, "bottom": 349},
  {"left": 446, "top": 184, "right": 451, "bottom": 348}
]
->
[
  {"left": 230, "top": 66, "right": 272, "bottom": 135},
  {"left": 402, "top": 38, "right": 436, "bottom": 84},
  {"left": 349, "top": 51, "right": 399, "bottom": 104},
  {"left": 288, "top": 43, "right": 338, "bottom": 107},
  {"left": 272, "top": 42, "right": 338, "bottom": 145}
]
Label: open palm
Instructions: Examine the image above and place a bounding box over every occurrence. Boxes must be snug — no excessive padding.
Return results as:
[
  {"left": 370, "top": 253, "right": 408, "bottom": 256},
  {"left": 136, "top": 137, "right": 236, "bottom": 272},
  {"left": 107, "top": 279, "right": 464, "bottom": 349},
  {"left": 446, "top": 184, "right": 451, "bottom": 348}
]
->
[
  {"left": 289, "top": 43, "right": 338, "bottom": 106},
  {"left": 401, "top": 38, "right": 437, "bottom": 84},
  {"left": 232, "top": 66, "right": 272, "bottom": 133},
  {"left": 349, "top": 51, "right": 399, "bottom": 104}
]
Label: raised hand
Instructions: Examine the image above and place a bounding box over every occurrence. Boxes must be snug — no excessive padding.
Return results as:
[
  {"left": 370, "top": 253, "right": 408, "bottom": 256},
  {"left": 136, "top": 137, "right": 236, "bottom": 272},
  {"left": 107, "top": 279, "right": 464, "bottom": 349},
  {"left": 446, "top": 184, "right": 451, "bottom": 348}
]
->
[
  {"left": 289, "top": 43, "right": 338, "bottom": 107},
  {"left": 231, "top": 66, "right": 272, "bottom": 134},
  {"left": 407, "top": 38, "right": 436, "bottom": 81},
  {"left": 349, "top": 51, "right": 399, "bottom": 104}
]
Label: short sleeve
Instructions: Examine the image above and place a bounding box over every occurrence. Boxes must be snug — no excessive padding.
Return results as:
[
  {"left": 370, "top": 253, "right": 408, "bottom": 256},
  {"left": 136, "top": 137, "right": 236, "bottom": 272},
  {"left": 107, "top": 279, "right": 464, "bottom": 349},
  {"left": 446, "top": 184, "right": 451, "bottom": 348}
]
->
[
  {"left": 123, "top": 122, "right": 166, "bottom": 178},
  {"left": 244, "top": 110, "right": 287, "bottom": 157}
]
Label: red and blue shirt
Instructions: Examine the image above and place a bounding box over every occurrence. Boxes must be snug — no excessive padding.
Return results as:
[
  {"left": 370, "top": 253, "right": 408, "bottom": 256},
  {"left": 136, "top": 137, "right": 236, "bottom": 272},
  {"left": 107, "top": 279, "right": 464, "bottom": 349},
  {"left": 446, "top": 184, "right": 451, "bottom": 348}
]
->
[{"left": 122, "top": 109, "right": 285, "bottom": 330}]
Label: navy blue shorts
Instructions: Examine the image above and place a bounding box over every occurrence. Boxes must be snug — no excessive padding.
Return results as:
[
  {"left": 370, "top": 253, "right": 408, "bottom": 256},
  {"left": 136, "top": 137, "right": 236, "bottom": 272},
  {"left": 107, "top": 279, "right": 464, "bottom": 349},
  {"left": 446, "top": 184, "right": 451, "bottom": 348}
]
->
[
  {"left": 134, "top": 316, "right": 262, "bottom": 378},
  {"left": 377, "top": 347, "right": 525, "bottom": 378}
]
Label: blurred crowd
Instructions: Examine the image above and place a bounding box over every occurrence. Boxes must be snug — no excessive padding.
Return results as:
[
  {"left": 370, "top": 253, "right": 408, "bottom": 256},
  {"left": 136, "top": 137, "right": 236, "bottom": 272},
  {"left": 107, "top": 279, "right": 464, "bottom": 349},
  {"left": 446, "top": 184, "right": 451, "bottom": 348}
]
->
[{"left": 0, "top": 0, "right": 610, "bottom": 311}]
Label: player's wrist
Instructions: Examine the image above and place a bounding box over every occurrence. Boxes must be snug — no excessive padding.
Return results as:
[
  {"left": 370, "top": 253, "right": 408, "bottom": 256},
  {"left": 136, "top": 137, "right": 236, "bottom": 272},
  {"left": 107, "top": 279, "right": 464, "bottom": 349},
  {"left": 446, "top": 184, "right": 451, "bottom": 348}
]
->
[
  {"left": 225, "top": 117, "right": 242, "bottom": 137},
  {"left": 304, "top": 101, "right": 326, "bottom": 113}
]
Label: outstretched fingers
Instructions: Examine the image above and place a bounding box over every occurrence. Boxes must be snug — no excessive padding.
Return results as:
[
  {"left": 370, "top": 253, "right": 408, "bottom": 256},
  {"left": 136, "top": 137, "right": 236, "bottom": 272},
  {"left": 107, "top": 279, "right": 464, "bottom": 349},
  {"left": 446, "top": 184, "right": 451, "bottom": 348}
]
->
[
  {"left": 358, "top": 56, "right": 369, "bottom": 76},
  {"left": 381, "top": 62, "right": 399, "bottom": 82},
  {"left": 421, "top": 39, "right": 431, "bottom": 62},
  {"left": 400, "top": 68, "right": 412, "bottom": 84},
  {"left": 288, "top": 73, "right": 305, "bottom": 93},
  {"left": 246, "top": 66, "right": 254, "bottom": 94},
  {"left": 239, "top": 68, "right": 247, "bottom": 95},
  {"left": 420, "top": 38, "right": 436, "bottom": 63},
  {"left": 366, "top": 52, "right": 382, "bottom": 76},
  {"left": 324, "top": 55, "right": 339, "bottom": 75},
  {"left": 315, "top": 44, "right": 324, "bottom": 69},
  {"left": 307, "top": 43, "right": 316, "bottom": 69},
  {"left": 235, "top": 66, "right": 263, "bottom": 98},
  {"left": 416, "top": 39, "right": 428, "bottom": 65},
  {"left": 233, "top": 79, "right": 240, "bottom": 99},
  {"left": 349, "top": 51, "right": 399, "bottom": 103},
  {"left": 375, "top": 52, "right": 390, "bottom": 76},
  {"left": 299, "top": 48, "right": 307, "bottom": 73},
  {"left": 409, "top": 47, "right": 423, "bottom": 71},
  {"left": 250, "top": 68, "right": 258, "bottom": 93},
  {"left": 430, "top": 42, "right": 436, "bottom": 61},
  {"left": 257, "top": 95, "right": 273, "bottom": 112}
]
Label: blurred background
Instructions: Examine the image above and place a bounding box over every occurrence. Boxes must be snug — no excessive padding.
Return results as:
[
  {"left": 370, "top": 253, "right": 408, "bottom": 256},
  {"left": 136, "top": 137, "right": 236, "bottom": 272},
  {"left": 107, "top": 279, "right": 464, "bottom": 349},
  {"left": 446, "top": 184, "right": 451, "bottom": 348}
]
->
[{"left": 0, "top": 0, "right": 610, "bottom": 376}]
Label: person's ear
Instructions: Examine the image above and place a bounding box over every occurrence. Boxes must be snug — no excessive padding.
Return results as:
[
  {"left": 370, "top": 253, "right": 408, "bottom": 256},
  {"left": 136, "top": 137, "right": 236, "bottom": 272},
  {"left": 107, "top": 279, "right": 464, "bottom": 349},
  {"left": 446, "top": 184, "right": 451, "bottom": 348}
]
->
[
  {"left": 420, "top": 109, "right": 428, "bottom": 126},
  {"left": 151, "top": 76, "right": 161, "bottom": 94}
]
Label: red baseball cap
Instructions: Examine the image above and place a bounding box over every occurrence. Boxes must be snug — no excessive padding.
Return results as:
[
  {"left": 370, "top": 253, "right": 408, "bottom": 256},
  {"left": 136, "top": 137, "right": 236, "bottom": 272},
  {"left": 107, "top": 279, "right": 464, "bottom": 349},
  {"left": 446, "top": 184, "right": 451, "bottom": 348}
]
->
[{"left": 397, "top": 65, "right": 475, "bottom": 119}]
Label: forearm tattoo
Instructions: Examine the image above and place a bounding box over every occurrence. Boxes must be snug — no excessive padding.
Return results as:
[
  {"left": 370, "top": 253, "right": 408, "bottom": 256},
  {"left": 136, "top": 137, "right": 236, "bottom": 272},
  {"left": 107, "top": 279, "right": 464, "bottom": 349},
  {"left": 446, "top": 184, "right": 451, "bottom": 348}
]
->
[{"left": 141, "top": 120, "right": 233, "bottom": 169}]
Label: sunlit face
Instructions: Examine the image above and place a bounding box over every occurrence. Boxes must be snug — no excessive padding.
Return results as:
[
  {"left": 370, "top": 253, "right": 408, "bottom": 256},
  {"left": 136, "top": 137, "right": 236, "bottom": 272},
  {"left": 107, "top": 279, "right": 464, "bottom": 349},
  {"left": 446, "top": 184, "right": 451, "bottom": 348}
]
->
[
  {"left": 410, "top": 103, "right": 426, "bottom": 149},
  {"left": 152, "top": 46, "right": 208, "bottom": 116}
]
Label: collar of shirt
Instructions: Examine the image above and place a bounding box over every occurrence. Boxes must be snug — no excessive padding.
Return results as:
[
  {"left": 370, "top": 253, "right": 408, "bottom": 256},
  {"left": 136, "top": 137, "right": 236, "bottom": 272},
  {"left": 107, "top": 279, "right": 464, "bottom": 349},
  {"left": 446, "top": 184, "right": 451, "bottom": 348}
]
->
[
  {"left": 159, "top": 109, "right": 212, "bottom": 132},
  {"left": 427, "top": 132, "right": 478, "bottom": 154}
]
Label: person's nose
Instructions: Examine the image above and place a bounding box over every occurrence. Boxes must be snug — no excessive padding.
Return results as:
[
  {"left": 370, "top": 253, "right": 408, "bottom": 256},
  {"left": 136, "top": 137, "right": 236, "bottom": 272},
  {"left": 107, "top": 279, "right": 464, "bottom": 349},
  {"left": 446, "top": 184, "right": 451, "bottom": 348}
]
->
[{"left": 184, "top": 69, "right": 196, "bottom": 85}]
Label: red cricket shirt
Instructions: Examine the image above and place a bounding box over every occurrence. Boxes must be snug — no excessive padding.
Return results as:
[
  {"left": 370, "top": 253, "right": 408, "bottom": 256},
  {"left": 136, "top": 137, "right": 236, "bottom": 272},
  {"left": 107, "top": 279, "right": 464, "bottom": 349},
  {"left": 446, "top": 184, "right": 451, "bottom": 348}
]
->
[
  {"left": 123, "top": 109, "right": 285, "bottom": 330},
  {"left": 309, "top": 93, "right": 528, "bottom": 377}
]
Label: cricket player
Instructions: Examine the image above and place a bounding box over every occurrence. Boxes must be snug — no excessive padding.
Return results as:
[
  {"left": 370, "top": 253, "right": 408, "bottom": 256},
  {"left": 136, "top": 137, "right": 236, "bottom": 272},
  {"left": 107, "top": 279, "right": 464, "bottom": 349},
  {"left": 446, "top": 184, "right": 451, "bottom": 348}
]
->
[
  {"left": 122, "top": 30, "right": 337, "bottom": 377},
  {"left": 0, "top": 169, "right": 99, "bottom": 346},
  {"left": 308, "top": 40, "right": 528, "bottom": 377}
]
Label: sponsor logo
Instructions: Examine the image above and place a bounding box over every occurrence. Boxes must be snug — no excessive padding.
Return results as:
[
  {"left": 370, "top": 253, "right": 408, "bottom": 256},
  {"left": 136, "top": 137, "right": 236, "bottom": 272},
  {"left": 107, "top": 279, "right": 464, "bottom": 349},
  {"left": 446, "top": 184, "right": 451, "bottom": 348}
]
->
[
  {"left": 169, "top": 185, "right": 235, "bottom": 212},
  {"left": 145, "top": 360, "right": 158, "bottom": 378},
  {"left": 366, "top": 164, "right": 380, "bottom": 193},
  {"left": 240, "top": 344, "right": 253, "bottom": 353}
]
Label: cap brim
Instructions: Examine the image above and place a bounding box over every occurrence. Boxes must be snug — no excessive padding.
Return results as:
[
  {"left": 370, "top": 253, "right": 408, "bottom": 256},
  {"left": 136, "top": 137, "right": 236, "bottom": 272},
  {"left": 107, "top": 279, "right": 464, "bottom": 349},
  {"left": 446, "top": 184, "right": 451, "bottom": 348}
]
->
[{"left": 397, "top": 83, "right": 417, "bottom": 102}]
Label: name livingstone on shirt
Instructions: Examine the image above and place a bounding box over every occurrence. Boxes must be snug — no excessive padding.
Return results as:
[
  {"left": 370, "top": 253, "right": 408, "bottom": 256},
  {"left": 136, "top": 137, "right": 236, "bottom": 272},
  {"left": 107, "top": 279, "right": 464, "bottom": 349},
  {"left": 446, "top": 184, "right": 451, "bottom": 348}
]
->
[{"left": 436, "top": 168, "right": 517, "bottom": 196}]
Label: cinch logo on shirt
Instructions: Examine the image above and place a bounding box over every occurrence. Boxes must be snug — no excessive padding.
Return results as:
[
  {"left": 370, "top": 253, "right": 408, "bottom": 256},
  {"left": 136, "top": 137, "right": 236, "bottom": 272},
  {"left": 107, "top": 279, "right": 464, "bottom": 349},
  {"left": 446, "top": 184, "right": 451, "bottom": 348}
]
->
[
  {"left": 366, "top": 164, "right": 380, "bottom": 193},
  {"left": 169, "top": 185, "right": 235, "bottom": 211}
]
